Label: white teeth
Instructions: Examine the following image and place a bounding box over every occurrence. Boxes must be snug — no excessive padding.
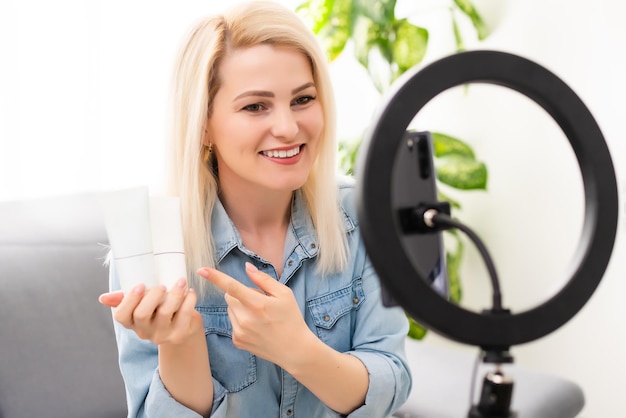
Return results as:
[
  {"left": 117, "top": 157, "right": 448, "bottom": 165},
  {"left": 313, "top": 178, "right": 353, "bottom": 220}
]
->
[{"left": 262, "top": 146, "right": 301, "bottom": 159}]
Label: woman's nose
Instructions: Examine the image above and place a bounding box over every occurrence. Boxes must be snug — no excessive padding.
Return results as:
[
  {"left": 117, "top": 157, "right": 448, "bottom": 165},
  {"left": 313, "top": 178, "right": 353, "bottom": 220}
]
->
[{"left": 270, "top": 107, "right": 299, "bottom": 140}]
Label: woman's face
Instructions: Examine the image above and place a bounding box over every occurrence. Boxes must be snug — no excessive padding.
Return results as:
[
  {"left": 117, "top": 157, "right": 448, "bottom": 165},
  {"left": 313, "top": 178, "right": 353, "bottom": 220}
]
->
[{"left": 206, "top": 44, "right": 323, "bottom": 196}]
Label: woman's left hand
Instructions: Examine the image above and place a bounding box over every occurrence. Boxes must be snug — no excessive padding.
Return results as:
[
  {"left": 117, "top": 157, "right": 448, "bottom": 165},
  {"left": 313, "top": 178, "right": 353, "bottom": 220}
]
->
[{"left": 197, "top": 262, "right": 315, "bottom": 369}]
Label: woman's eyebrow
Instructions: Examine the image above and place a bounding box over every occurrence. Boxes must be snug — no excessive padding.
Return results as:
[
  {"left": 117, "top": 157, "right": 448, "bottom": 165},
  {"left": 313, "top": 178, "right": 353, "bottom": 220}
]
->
[
  {"left": 291, "top": 81, "right": 315, "bottom": 95},
  {"left": 233, "top": 82, "right": 316, "bottom": 102},
  {"left": 234, "top": 90, "right": 274, "bottom": 101}
]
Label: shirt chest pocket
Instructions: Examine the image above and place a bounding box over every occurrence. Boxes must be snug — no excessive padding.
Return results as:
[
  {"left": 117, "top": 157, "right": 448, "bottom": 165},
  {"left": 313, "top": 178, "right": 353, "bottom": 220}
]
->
[
  {"left": 197, "top": 306, "right": 257, "bottom": 393},
  {"left": 306, "top": 278, "right": 366, "bottom": 353}
]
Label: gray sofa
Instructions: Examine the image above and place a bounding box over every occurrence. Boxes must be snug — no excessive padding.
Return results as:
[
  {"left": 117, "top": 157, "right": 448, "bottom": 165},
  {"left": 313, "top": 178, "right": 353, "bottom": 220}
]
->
[{"left": 0, "top": 192, "right": 585, "bottom": 418}]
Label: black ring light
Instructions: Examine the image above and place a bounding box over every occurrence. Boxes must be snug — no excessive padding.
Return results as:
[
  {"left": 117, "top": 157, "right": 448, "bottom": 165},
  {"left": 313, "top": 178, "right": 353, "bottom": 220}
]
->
[{"left": 356, "top": 50, "right": 619, "bottom": 348}]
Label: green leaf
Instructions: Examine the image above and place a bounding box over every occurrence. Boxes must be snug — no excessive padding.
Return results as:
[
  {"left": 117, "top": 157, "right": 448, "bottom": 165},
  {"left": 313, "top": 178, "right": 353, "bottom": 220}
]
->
[
  {"left": 445, "top": 229, "right": 464, "bottom": 304},
  {"left": 351, "top": 15, "right": 373, "bottom": 68},
  {"left": 349, "top": 0, "right": 399, "bottom": 91},
  {"left": 354, "top": 0, "right": 396, "bottom": 25},
  {"left": 296, "top": 0, "right": 335, "bottom": 34},
  {"left": 453, "top": 0, "right": 490, "bottom": 40},
  {"left": 338, "top": 138, "right": 361, "bottom": 176},
  {"left": 407, "top": 315, "right": 428, "bottom": 340},
  {"left": 431, "top": 132, "right": 475, "bottom": 158},
  {"left": 351, "top": 16, "right": 393, "bottom": 68},
  {"left": 372, "top": 27, "right": 394, "bottom": 64},
  {"left": 315, "top": 0, "right": 353, "bottom": 61},
  {"left": 436, "top": 155, "right": 488, "bottom": 190},
  {"left": 451, "top": 8, "right": 465, "bottom": 53},
  {"left": 392, "top": 19, "right": 428, "bottom": 79}
]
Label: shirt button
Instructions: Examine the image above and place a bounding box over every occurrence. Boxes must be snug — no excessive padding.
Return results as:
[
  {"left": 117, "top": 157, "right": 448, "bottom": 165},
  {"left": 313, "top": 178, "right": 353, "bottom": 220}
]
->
[
  {"left": 262, "top": 263, "right": 268, "bottom": 268},
  {"left": 353, "top": 297, "right": 359, "bottom": 304},
  {"left": 287, "top": 260, "right": 294, "bottom": 267},
  {"left": 310, "top": 243, "right": 316, "bottom": 249},
  {"left": 286, "top": 409, "right": 293, "bottom": 416},
  {"left": 323, "top": 315, "right": 330, "bottom": 322}
]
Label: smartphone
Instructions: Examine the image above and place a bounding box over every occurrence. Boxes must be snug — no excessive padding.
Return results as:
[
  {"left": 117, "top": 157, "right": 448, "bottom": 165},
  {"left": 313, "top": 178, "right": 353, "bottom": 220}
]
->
[{"left": 381, "top": 130, "right": 448, "bottom": 307}]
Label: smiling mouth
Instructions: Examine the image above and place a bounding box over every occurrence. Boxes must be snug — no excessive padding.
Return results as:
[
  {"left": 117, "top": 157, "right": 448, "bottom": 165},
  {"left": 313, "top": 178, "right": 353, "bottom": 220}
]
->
[{"left": 260, "top": 145, "right": 302, "bottom": 159}]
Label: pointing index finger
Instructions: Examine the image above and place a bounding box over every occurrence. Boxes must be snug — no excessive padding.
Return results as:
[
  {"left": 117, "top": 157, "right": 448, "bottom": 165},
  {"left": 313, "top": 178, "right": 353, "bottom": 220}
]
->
[{"left": 197, "top": 267, "right": 255, "bottom": 301}]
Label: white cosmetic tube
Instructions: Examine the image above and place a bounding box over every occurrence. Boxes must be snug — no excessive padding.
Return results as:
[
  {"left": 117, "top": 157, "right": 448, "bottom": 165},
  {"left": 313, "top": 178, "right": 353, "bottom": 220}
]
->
[
  {"left": 100, "top": 187, "right": 158, "bottom": 293},
  {"left": 150, "top": 196, "right": 187, "bottom": 290}
]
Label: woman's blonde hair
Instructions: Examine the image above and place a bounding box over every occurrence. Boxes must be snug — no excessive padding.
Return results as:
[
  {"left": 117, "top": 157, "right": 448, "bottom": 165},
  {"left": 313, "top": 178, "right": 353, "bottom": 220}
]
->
[{"left": 166, "top": 1, "right": 348, "bottom": 293}]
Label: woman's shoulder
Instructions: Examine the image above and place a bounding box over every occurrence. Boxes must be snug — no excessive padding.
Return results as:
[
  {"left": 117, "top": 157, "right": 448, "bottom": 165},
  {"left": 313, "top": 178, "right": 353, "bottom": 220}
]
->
[{"left": 336, "top": 175, "right": 358, "bottom": 228}]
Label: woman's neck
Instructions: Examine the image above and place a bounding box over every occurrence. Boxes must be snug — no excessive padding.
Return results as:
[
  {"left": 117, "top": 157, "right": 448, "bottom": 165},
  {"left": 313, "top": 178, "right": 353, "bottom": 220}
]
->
[
  {"left": 218, "top": 184, "right": 293, "bottom": 236},
  {"left": 218, "top": 184, "right": 293, "bottom": 276}
]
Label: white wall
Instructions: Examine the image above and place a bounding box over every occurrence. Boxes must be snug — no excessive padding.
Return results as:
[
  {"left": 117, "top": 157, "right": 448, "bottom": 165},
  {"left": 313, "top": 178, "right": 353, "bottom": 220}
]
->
[
  {"left": 0, "top": 0, "right": 303, "bottom": 200},
  {"left": 487, "top": 3, "right": 625, "bottom": 417}
]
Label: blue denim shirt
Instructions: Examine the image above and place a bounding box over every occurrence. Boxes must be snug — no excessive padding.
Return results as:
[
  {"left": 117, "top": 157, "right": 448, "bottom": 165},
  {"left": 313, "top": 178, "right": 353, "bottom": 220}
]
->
[{"left": 110, "top": 179, "right": 412, "bottom": 417}]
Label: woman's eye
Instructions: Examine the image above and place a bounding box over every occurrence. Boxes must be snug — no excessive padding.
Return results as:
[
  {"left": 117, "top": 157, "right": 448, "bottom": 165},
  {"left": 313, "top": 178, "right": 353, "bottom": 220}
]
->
[
  {"left": 243, "top": 103, "right": 265, "bottom": 112},
  {"left": 292, "top": 95, "right": 316, "bottom": 106}
]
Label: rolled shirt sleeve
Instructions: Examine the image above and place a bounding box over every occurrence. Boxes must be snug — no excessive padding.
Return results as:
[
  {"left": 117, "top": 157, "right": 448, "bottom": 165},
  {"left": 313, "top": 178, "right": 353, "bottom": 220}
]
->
[
  {"left": 345, "top": 256, "right": 413, "bottom": 417},
  {"left": 347, "top": 349, "right": 411, "bottom": 417}
]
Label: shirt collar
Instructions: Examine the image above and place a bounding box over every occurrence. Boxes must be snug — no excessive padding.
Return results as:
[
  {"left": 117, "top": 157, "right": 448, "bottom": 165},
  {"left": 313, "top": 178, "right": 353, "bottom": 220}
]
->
[{"left": 211, "top": 198, "right": 240, "bottom": 262}]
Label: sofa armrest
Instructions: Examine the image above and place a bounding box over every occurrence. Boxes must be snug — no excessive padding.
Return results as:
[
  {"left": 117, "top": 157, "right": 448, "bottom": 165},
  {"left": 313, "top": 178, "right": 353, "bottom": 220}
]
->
[
  {"left": 395, "top": 338, "right": 584, "bottom": 418},
  {"left": 0, "top": 193, "right": 127, "bottom": 418}
]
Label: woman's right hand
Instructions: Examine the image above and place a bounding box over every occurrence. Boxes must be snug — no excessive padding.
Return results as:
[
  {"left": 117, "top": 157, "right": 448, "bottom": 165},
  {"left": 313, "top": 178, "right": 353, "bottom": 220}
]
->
[{"left": 99, "top": 278, "right": 203, "bottom": 346}]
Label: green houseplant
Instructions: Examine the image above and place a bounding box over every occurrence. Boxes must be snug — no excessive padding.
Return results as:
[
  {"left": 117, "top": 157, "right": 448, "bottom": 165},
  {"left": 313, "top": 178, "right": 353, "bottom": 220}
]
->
[{"left": 296, "top": 0, "right": 490, "bottom": 339}]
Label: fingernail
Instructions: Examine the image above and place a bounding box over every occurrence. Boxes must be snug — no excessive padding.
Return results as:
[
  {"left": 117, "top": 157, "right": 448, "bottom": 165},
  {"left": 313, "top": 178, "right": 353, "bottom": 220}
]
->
[
  {"left": 132, "top": 283, "right": 145, "bottom": 294},
  {"left": 196, "top": 267, "right": 209, "bottom": 277},
  {"left": 245, "top": 262, "right": 258, "bottom": 272},
  {"left": 177, "top": 277, "right": 187, "bottom": 289}
]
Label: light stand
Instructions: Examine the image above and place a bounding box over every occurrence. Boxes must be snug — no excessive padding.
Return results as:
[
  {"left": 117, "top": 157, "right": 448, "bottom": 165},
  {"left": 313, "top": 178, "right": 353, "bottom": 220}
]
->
[
  {"left": 468, "top": 361, "right": 516, "bottom": 418},
  {"left": 468, "top": 342, "right": 516, "bottom": 418},
  {"left": 355, "top": 51, "right": 619, "bottom": 417}
]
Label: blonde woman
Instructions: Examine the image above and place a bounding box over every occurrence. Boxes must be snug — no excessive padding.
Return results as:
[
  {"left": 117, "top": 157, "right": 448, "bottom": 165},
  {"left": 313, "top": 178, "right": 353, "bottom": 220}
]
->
[{"left": 99, "top": 1, "right": 412, "bottom": 417}]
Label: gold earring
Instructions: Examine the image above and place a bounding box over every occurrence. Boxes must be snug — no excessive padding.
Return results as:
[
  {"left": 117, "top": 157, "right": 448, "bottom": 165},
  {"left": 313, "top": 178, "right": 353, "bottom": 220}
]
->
[{"left": 208, "top": 143, "right": 213, "bottom": 154}]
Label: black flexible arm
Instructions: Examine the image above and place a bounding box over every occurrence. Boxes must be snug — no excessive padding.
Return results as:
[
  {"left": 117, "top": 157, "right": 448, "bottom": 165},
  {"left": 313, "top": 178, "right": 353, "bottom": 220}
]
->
[{"left": 427, "top": 209, "right": 504, "bottom": 312}]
